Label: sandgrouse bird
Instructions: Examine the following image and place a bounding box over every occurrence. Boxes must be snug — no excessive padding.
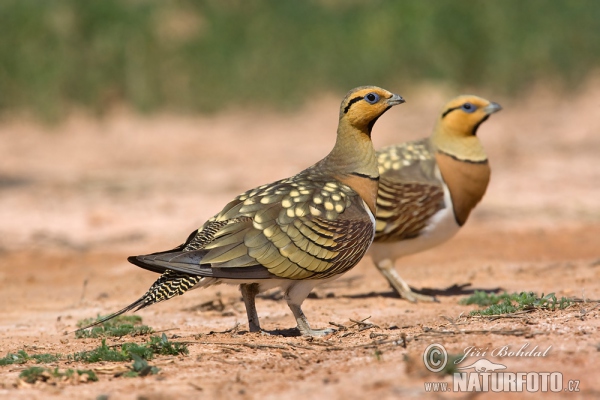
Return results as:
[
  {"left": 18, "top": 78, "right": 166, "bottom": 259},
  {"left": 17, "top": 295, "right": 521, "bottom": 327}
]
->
[
  {"left": 369, "top": 95, "right": 501, "bottom": 302},
  {"left": 79, "top": 86, "right": 405, "bottom": 337}
]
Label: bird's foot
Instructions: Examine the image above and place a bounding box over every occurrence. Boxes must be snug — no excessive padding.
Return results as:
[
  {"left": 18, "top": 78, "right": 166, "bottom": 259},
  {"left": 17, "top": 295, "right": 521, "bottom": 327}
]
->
[
  {"left": 298, "top": 326, "right": 336, "bottom": 337},
  {"left": 398, "top": 288, "right": 437, "bottom": 303},
  {"left": 291, "top": 306, "right": 336, "bottom": 337}
]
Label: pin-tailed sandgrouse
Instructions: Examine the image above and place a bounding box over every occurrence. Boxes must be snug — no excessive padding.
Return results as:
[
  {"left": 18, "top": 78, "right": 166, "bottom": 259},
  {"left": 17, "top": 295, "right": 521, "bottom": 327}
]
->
[
  {"left": 79, "top": 86, "right": 405, "bottom": 336},
  {"left": 370, "top": 95, "right": 501, "bottom": 302}
]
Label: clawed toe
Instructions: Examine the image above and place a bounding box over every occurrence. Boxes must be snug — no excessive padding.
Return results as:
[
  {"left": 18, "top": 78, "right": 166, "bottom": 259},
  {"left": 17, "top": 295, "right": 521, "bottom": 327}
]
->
[
  {"left": 300, "top": 327, "right": 336, "bottom": 337},
  {"left": 402, "top": 290, "right": 437, "bottom": 303}
]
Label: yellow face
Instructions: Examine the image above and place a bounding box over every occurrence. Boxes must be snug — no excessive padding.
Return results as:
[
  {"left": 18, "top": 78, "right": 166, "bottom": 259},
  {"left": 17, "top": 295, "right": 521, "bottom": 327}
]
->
[
  {"left": 340, "top": 86, "right": 405, "bottom": 132},
  {"left": 440, "top": 95, "right": 502, "bottom": 136}
]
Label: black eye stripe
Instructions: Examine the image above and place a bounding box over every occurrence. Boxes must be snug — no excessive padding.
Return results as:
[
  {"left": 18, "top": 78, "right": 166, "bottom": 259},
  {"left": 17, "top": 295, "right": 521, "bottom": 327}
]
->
[
  {"left": 441, "top": 106, "right": 460, "bottom": 118},
  {"left": 343, "top": 95, "right": 364, "bottom": 114}
]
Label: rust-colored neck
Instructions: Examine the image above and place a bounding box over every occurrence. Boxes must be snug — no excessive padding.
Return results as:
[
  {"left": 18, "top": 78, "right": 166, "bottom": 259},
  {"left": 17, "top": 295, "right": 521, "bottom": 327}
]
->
[{"left": 435, "top": 151, "right": 490, "bottom": 226}]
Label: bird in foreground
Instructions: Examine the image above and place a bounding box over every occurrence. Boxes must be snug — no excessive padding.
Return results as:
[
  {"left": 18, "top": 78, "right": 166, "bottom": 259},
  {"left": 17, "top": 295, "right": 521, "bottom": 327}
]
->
[
  {"left": 78, "top": 86, "right": 405, "bottom": 337},
  {"left": 369, "top": 95, "right": 501, "bottom": 302}
]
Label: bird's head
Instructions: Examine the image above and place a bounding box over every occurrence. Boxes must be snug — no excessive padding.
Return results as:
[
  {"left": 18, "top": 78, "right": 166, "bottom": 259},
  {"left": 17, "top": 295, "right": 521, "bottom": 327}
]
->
[
  {"left": 432, "top": 95, "right": 501, "bottom": 162},
  {"left": 438, "top": 95, "right": 502, "bottom": 137},
  {"left": 339, "top": 86, "right": 405, "bottom": 135}
]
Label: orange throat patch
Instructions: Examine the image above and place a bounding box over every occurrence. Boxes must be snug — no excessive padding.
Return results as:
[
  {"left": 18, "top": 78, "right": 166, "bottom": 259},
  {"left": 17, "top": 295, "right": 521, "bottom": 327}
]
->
[
  {"left": 335, "top": 173, "right": 379, "bottom": 216},
  {"left": 435, "top": 151, "right": 490, "bottom": 226}
]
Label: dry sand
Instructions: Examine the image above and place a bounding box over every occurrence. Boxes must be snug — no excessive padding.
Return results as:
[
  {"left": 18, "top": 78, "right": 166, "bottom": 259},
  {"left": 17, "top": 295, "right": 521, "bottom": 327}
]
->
[{"left": 0, "top": 85, "right": 599, "bottom": 399}]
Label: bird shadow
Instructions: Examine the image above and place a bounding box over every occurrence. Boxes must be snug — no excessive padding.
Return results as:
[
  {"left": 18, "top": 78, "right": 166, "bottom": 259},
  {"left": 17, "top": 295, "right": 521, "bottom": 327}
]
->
[
  {"left": 237, "top": 327, "right": 302, "bottom": 337},
  {"left": 336, "top": 283, "right": 503, "bottom": 300},
  {"left": 418, "top": 283, "right": 503, "bottom": 297},
  {"left": 256, "top": 283, "right": 503, "bottom": 302}
]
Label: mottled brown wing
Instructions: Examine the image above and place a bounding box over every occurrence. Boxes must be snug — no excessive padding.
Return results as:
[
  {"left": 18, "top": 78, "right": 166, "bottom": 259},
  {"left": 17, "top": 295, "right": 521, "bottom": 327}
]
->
[
  {"left": 375, "top": 177, "right": 444, "bottom": 242},
  {"left": 374, "top": 140, "right": 446, "bottom": 242},
  {"left": 133, "top": 174, "right": 374, "bottom": 280},
  {"left": 308, "top": 209, "right": 375, "bottom": 278}
]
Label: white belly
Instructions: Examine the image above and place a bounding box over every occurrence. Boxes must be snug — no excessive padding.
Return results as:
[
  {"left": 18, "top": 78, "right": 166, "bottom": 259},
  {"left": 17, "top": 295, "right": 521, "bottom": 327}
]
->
[{"left": 369, "top": 182, "right": 461, "bottom": 264}]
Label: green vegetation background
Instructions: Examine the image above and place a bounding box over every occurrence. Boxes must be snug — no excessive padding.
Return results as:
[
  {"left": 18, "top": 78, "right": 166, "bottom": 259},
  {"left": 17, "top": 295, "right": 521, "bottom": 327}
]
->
[{"left": 1, "top": 0, "right": 599, "bottom": 120}]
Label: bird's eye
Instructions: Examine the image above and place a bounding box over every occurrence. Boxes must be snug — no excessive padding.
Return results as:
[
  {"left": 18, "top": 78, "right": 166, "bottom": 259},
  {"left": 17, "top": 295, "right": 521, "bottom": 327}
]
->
[
  {"left": 461, "top": 102, "right": 476, "bottom": 113},
  {"left": 364, "top": 93, "right": 380, "bottom": 104}
]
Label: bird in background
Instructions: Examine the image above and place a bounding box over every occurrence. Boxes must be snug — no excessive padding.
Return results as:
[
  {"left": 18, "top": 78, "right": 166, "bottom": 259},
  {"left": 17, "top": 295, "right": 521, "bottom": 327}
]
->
[
  {"left": 369, "top": 95, "right": 501, "bottom": 302},
  {"left": 78, "top": 86, "right": 405, "bottom": 337}
]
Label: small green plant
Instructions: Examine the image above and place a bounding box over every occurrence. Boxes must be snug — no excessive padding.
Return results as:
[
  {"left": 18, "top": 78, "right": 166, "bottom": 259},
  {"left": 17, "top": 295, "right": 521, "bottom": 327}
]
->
[
  {"left": 18, "top": 367, "right": 46, "bottom": 383},
  {"left": 0, "top": 350, "right": 60, "bottom": 366},
  {"left": 76, "top": 315, "right": 153, "bottom": 338},
  {"left": 374, "top": 349, "right": 383, "bottom": 361},
  {"left": 121, "top": 354, "right": 160, "bottom": 378},
  {"left": 69, "top": 339, "right": 132, "bottom": 363},
  {"left": 460, "top": 291, "right": 515, "bottom": 307},
  {"left": 146, "top": 333, "right": 189, "bottom": 357},
  {"left": 0, "top": 350, "right": 29, "bottom": 365},
  {"left": 31, "top": 353, "right": 61, "bottom": 363},
  {"left": 68, "top": 335, "right": 188, "bottom": 363},
  {"left": 462, "top": 291, "right": 572, "bottom": 316},
  {"left": 19, "top": 366, "right": 97, "bottom": 384}
]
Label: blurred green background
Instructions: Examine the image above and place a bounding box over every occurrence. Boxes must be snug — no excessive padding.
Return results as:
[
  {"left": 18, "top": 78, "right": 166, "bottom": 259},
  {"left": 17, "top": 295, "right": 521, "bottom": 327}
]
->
[{"left": 1, "top": 0, "right": 599, "bottom": 120}]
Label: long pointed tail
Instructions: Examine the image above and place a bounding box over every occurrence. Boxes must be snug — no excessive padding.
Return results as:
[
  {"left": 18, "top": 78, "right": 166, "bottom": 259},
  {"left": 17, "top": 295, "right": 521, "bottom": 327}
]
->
[
  {"left": 75, "top": 270, "right": 203, "bottom": 332},
  {"left": 75, "top": 297, "right": 148, "bottom": 332}
]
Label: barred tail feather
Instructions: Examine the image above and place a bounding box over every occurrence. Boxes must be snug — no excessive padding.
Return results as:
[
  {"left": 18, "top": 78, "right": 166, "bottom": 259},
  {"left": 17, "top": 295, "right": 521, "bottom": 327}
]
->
[
  {"left": 75, "top": 297, "right": 147, "bottom": 332},
  {"left": 75, "top": 270, "right": 203, "bottom": 333}
]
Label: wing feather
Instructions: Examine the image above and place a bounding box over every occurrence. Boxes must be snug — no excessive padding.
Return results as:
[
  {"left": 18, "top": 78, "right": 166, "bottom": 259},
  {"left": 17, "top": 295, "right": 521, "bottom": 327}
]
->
[
  {"left": 374, "top": 140, "right": 446, "bottom": 242},
  {"left": 129, "top": 173, "right": 375, "bottom": 280}
]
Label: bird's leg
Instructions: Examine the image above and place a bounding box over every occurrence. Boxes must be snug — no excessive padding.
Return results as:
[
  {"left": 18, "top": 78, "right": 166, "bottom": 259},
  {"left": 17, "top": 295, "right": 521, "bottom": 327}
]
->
[
  {"left": 240, "top": 283, "right": 261, "bottom": 332},
  {"left": 376, "top": 258, "right": 437, "bottom": 302},
  {"left": 285, "top": 283, "right": 335, "bottom": 337},
  {"left": 287, "top": 303, "right": 334, "bottom": 337}
]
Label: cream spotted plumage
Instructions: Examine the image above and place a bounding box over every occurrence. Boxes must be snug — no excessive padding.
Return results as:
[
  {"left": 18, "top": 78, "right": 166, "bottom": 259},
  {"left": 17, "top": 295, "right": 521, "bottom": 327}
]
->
[
  {"left": 78, "top": 86, "right": 405, "bottom": 337},
  {"left": 177, "top": 174, "right": 375, "bottom": 281},
  {"left": 369, "top": 95, "right": 501, "bottom": 302},
  {"left": 375, "top": 142, "right": 444, "bottom": 242}
]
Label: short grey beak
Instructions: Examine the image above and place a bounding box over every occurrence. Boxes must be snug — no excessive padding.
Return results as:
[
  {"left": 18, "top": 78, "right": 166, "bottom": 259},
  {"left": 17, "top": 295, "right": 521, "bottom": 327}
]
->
[
  {"left": 387, "top": 94, "right": 405, "bottom": 106},
  {"left": 484, "top": 102, "right": 502, "bottom": 114}
]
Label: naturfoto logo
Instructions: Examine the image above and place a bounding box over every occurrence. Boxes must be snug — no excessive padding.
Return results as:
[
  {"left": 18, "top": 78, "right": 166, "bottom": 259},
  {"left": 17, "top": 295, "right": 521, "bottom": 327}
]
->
[{"left": 423, "top": 342, "right": 580, "bottom": 393}]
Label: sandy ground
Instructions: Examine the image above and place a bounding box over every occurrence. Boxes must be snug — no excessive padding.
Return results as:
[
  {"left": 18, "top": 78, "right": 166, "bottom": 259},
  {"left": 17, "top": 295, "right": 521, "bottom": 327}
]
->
[{"left": 0, "top": 85, "right": 599, "bottom": 399}]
